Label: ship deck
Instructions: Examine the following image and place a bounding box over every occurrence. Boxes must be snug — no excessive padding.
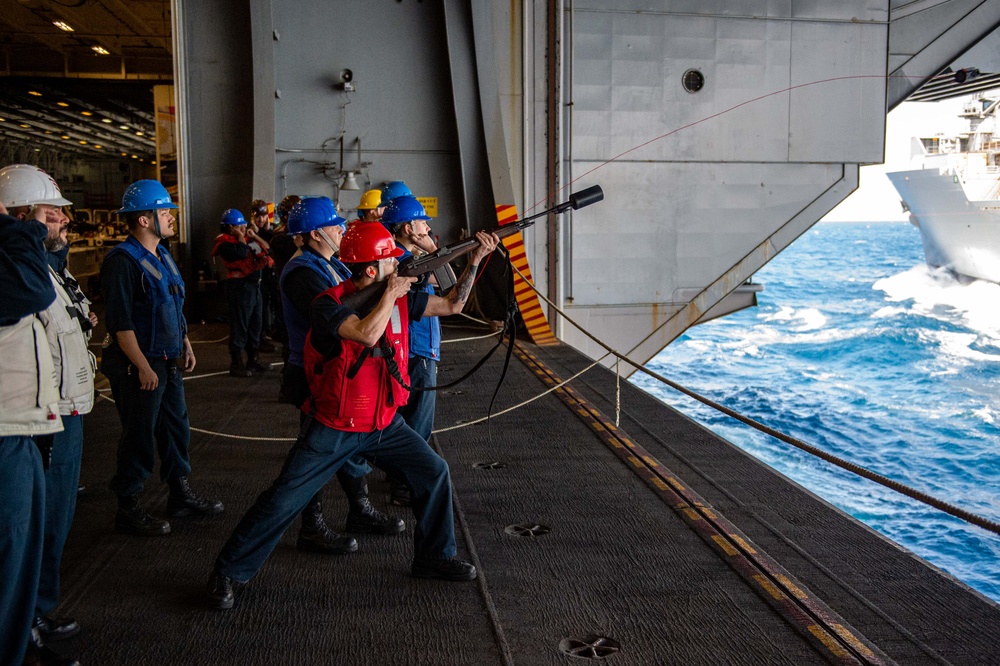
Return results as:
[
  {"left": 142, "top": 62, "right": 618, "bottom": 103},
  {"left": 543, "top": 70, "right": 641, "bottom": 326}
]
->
[{"left": 58, "top": 317, "right": 1000, "bottom": 665}]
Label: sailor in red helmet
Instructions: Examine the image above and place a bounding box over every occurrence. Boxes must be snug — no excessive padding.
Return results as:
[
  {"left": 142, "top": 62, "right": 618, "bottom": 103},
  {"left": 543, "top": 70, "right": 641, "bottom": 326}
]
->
[{"left": 206, "top": 222, "right": 498, "bottom": 609}]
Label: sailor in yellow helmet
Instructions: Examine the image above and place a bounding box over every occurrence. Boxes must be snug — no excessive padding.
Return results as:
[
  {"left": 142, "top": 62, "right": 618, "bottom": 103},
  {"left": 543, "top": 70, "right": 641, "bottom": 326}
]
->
[{"left": 355, "top": 189, "right": 384, "bottom": 224}]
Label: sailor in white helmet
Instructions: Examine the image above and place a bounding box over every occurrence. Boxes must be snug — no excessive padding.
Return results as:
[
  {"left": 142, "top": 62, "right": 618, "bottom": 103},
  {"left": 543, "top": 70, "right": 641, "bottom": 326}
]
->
[{"left": 1, "top": 164, "right": 96, "bottom": 662}]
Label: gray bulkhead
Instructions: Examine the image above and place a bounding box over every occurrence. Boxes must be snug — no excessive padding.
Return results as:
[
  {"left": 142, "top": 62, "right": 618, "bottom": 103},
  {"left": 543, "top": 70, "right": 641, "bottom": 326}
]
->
[{"left": 173, "top": 0, "right": 1000, "bottom": 372}]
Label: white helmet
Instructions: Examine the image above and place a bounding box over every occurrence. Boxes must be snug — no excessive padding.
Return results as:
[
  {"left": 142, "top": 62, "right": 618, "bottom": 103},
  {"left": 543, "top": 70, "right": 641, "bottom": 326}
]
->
[{"left": 0, "top": 164, "right": 72, "bottom": 208}]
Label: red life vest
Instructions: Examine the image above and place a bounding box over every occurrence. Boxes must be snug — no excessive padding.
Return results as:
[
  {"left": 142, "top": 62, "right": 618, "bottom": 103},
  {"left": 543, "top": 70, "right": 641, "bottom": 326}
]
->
[
  {"left": 302, "top": 280, "right": 410, "bottom": 432},
  {"left": 210, "top": 233, "right": 274, "bottom": 279}
]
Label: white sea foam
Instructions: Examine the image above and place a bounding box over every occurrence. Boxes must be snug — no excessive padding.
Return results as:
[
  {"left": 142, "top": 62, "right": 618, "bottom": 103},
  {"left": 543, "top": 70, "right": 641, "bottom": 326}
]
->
[
  {"left": 763, "top": 306, "right": 828, "bottom": 331},
  {"left": 874, "top": 265, "right": 1000, "bottom": 339}
]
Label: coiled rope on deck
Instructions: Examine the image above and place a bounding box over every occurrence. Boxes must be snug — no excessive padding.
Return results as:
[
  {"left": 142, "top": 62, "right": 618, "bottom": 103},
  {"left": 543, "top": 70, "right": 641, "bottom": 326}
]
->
[{"left": 507, "top": 263, "right": 1000, "bottom": 538}]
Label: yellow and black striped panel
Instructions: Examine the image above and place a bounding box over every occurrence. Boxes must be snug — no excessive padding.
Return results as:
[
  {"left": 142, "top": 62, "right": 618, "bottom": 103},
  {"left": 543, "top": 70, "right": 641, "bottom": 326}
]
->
[{"left": 496, "top": 204, "right": 558, "bottom": 346}]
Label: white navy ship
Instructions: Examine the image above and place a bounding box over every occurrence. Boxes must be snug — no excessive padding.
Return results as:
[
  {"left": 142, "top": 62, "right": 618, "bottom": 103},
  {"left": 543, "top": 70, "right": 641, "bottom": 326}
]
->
[{"left": 888, "top": 93, "right": 1000, "bottom": 284}]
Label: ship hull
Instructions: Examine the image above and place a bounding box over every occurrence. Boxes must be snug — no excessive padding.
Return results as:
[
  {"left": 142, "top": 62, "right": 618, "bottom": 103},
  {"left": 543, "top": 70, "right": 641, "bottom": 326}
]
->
[{"left": 887, "top": 168, "right": 1000, "bottom": 283}]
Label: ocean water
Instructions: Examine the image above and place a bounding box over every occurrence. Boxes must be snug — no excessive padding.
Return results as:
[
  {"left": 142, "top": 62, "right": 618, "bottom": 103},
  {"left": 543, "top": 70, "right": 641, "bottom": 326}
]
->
[{"left": 631, "top": 221, "right": 1000, "bottom": 603}]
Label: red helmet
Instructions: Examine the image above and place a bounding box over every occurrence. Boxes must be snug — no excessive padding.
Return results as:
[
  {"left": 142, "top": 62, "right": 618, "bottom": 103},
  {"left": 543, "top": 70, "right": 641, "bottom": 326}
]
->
[{"left": 339, "top": 222, "right": 404, "bottom": 263}]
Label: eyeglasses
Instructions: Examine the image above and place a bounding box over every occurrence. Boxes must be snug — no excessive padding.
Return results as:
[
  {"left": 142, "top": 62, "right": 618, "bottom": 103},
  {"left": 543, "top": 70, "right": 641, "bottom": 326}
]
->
[{"left": 253, "top": 208, "right": 269, "bottom": 216}]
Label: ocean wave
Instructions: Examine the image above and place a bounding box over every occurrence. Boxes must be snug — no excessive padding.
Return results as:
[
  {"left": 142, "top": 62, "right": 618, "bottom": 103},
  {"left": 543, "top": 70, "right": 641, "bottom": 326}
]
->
[{"left": 874, "top": 265, "right": 1000, "bottom": 337}]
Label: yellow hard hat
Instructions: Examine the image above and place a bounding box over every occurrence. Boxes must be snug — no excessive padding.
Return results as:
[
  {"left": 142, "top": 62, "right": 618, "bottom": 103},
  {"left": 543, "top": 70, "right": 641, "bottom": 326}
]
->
[{"left": 358, "top": 189, "right": 383, "bottom": 210}]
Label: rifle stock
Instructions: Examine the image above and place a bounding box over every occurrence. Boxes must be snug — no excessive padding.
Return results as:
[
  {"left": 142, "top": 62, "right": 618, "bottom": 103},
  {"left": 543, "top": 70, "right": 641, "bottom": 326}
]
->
[{"left": 339, "top": 184, "right": 603, "bottom": 315}]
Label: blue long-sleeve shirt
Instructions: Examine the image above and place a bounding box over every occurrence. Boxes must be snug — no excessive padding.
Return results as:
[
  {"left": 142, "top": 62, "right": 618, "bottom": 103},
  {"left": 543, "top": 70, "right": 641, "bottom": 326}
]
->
[{"left": 0, "top": 214, "right": 56, "bottom": 324}]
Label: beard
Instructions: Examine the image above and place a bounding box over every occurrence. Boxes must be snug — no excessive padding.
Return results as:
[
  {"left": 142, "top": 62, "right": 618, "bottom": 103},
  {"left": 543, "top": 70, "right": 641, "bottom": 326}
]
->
[{"left": 44, "top": 235, "right": 68, "bottom": 252}]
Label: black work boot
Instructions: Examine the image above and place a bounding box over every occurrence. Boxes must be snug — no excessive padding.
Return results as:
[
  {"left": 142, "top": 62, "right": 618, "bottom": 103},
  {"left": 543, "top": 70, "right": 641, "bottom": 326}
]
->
[
  {"left": 411, "top": 557, "right": 478, "bottom": 582},
  {"left": 115, "top": 494, "right": 170, "bottom": 536},
  {"left": 246, "top": 352, "right": 268, "bottom": 373},
  {"left": 340, "top": 474, "right": 405, "bottom": 535},
  {"left": 22, "top": 627, "right": 80, "bottom": 666},
  {"left": 167, "top": 477, "right": 225, "bottom": 518},
  {"left": 205, "top": 571, "right": 236, "bottom": 610},
  {"left": 229, "top": 351, "right": 252, "bottom": 377},
  {"left": 389, "top": 477, "right": 412, "bottom": 507},
  {"left": 296, "top": 498, "right": 358, "bottom": 555},
  {"left": 33, "top": 615, "right": 80, "bottom": 642}
]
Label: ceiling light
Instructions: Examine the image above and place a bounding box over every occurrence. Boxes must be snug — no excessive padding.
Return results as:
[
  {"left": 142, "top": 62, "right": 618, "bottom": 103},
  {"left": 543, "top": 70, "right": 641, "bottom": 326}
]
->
[
  {"left": 121, "top": 152, "right": 127, "bottom": 156},
  {"left": 79, "top": 140, "right": 87, "bottom": 145},
  {"left": 80, "top": 111, "right": 92, "bottom": 116},
  {"left": 19, "top": 124, "right": 30, "bottom": 129},
  {"left": 28, "top": 91, "right": 41, "bottom": 97},
  {"left": 94, "top": 145, "right": 102, "bottom": 149},
  {"left": 102, "top": 118, "right": 113, "bottom": 124},
  {"left": 91, "top": 45, "right": 110, "bottom": 55},
  {"left": 53, "top": 21, "right": 74, "bottom": 32},
  {"left": 57, "top": 102, "right": 69, "bottom": 108},
  {"left": 61, "top": 135, "right": 70, "bottom": 140},
  {"left": 120, "top": 125, "right": 129, "bottom": 130},
  {"left": 0, "top": 117, "right": 5, "bottom": 122},
  {"left": 131, "top": 155, "right": 137, "bottom": 159},
  {"left": 151, "top": 160, "right": 157, "bottom": 165},
  {"left": 44, "top": 131, "right": 52, "bottom": 135},
  {"left": 35, "top": 148, "right": 41, "bottom": 152},
  {"left": 135, "top": 131, "right": 144, "bottom": 136}
]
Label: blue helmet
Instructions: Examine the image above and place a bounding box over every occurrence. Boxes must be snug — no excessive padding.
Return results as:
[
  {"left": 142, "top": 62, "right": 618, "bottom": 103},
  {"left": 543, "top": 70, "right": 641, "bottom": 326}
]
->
[
  {"left": 380, "top": 180, "right": 412, "bottom": 206},
  {"left": 287, "top": 196, "right": 346, "bottom": 236},
  {"left": 117, "top": 180, "right": 177, "bottom": 214},
  {"left": 381, "top": 194, "right": 431, "bottom": 229},
  {"left": 221, "top": 208, "right": 247, "bottom": 226}
]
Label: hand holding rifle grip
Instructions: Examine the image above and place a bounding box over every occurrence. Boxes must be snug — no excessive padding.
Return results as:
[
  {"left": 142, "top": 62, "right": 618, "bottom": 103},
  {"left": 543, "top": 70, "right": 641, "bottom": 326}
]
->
[{"left": 340, "top": 185, "right": 603, "bottom": 315}]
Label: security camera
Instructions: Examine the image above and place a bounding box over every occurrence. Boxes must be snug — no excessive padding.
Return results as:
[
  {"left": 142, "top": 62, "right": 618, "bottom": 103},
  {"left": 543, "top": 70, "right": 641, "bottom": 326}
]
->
[{"left": 335, "top": 69, "right": 355, "bottom": 92}]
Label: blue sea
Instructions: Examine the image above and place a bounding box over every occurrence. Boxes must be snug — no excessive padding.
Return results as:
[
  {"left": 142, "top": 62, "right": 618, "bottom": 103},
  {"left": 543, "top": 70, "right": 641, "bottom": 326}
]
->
[{"left": 632, "top": 221, "right": 1000, "bottom": 603}]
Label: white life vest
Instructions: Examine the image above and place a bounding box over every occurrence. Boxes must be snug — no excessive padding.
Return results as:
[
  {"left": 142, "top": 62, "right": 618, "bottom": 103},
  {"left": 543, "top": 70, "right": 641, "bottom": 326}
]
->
[
  {"left": 36, "top": 268, "right": 96, "bottom": 416},
  {"left": 0, "top": 314, "right": 63, "bottom": 436}
]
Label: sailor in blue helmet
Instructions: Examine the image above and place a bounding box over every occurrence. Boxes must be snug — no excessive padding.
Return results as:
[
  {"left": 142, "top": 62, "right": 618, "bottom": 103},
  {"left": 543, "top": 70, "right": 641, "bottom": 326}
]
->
[
  {"left": 381, "top": 194, "right": 444, "bottom": 506},
  {"left": 379, "top": 180, "right": 412, "bottom": 207},
  {"left": 279, "top": 196, "right": 403, "bottom": 554},
  {"left": 211, "top": 207, "right": 274, "bottom": 377},
  {"left": 100, "top": 180, "right": 224, "bottom": 538}
]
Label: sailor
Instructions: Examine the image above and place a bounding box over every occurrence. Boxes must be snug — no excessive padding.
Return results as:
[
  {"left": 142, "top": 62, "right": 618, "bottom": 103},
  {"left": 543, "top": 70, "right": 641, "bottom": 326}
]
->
[
  {"left": 100, "top": 180, "right": 223, "bottom": 537},
  {"left": 206, "top": 222, "right": 499, "bottom": 609},
  {"left": 0, "top": 195, "right": 72, "bottom": 666},
  {"left": 249, "top": 199, "right": 279, "bottom": 352},
  {"left": 355, "top": 188, "right": 384, "bottom": 223},
  {"left": 211, "top": 208, "right": 274, "bottom": 377},
  {"left": 266, "top": 194, "right": 302, "bottom": 357},
  {"left": 0, "top": 165, "right": 95, "bottom": 656},
  {"left": 380, "top": 180, "right": 412, "bottom": 208},
  {"left": 279, "top": 197, "right": 403, "bottom": 556}
]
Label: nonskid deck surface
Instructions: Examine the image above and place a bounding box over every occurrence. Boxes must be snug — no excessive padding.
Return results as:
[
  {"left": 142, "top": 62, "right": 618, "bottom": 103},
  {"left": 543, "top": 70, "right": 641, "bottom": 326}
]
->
[{"left": 57, "top": 319, "right": 999, "bottom": 664}]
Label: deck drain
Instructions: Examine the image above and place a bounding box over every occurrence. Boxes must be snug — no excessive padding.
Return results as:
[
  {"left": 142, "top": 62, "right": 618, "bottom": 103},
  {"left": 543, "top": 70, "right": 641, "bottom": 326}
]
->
[
  {"left": 559, "top": 635, "right": 620, "bottom": 660},
  {"left": 473, "top": 461, "right": 507, "bottom": 470},
  {"left": 504, "top": 523, "right": 551, "bottom": 537}
]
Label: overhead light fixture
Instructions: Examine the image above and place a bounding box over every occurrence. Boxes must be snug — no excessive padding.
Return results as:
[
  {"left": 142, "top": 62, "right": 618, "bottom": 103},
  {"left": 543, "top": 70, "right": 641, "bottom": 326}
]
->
[
  {"left": 80, "top": 111, "right": 93, "bottom": 116},
  {"left": 151, "top": 160, "right": 157, "bottom": 165},
  {"left": 91, "top": 45, "right": 110, "bottom": 55},
  {"left": 119, "top": 125, "right": 129, "bottom": 130},
  {"left": 94, "top": 145, "right": 102, "bottom": 149},
  {"left": 61, "top": 135, "right": 70, "bottom": 140},
  {"left": 57, "top": 102, "right": 69, "bottom": 108},
  {"left": 19, "top": 124, "right": 30, "bottom": 129},
  {"left": 53, "top": 21, "right": 74, "bottom": 32},
  {"left": 340, "top": 170, "right": 360, "bottom": 191},
  {"left": 28, "top": 91, "right": 41, "bottom": 97},
  {"left": 79, "top": 140, "right": 87, "bottom": 145},
  {"left": 135, "top": 131, "right": 144, "bottom": 136},
  {"left": 44, "top": 131, "right": 52, "bottom": 135},
  {"left": 0, "top": 117, "right": 5, "bottom": 122},
  {"left": 131, "top": 155, "right": 137, "bottom": 159},
  {"left": 35, "top": 148, "right": 41, "bottom": 152},
  {"left": 121, "top": 152, "right": 127, "bottom": 156},
  {"left": 102, "top": 118, "right": 113, "bottom": 124}
]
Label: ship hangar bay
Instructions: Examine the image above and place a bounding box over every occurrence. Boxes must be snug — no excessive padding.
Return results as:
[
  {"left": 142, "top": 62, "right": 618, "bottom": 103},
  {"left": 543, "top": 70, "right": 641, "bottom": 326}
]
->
[{"left": 26, "top": 1, "right": 1000, "bottom": 664}]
